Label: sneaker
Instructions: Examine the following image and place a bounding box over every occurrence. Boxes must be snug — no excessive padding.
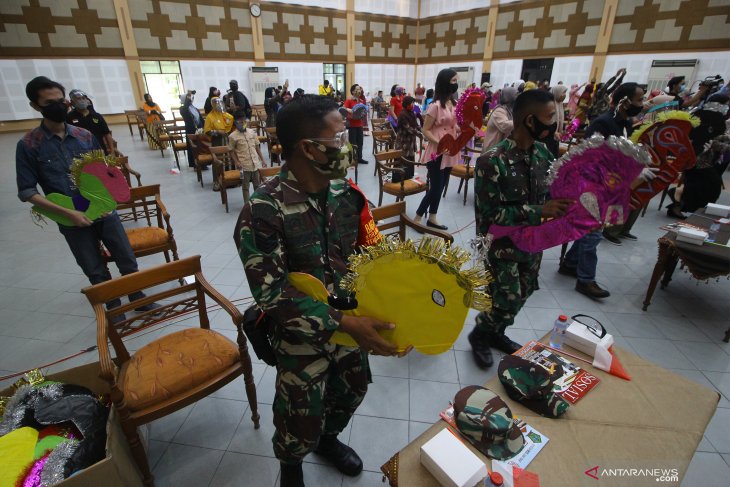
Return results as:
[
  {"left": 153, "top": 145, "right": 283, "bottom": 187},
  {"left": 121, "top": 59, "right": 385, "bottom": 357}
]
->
[
  {"left": 468, "top": 328, "right": 494, "bottom": 368},
  {"left": 575, "top": 280, "right": 610, "bottom": 299},
  {"left": 619, "top": 232, "right": 638, "bottom": 241},
  {"left": 558, "top": 264, "right": 578, "bottom": 277},
  {"left": 602, "top": 232, "right": 622, "bottom": 246}
]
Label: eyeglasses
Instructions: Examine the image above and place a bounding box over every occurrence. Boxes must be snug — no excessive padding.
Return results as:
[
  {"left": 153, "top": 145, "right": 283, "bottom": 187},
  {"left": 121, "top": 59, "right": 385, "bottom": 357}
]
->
[
  {"left": 305, "top": 130, "right": 348, "bottom": 150},
  {"left": 571, "top": 314, "right": 606, "bottom": 339}
]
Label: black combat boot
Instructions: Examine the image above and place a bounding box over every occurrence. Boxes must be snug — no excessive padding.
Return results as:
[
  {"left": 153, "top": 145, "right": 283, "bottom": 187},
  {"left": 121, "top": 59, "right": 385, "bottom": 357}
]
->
[
  {"left": 468, "top": 328, "right": 494, "bottom": 369},
  {"left": 280, "top": 463, "right": 304, "bottom": 487},
  {"left": 315, "top": 435, "right": 363, "bottom": 476},
  {"left": 485, "top": 330, "right": 522, "bottom": 355}
]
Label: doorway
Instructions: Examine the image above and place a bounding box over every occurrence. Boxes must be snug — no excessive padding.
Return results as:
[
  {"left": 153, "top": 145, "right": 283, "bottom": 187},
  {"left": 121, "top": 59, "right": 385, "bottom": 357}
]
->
[
  {"left": 141, "top": 61, "right": 185, "bottom": 115},
  {"left": 323, "top": 63, "right": 346, "bottom": 99},
  {"left": 521, "top": 58, "right": 554, "bottom": 85}
]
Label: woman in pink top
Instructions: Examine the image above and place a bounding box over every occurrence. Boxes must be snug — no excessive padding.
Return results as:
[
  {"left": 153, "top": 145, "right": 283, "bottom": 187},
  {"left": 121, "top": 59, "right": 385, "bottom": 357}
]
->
[
  {"left": 415, "top": 68, "right": 460, "bottom": 230},
  {"left": 567, "top": 82, "right": 586, "bottom": 118}
]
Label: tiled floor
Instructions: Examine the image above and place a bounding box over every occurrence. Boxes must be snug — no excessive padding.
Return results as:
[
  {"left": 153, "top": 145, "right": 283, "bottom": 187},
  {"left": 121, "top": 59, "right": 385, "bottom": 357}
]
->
[{"left": 1, "top": 124, "right": 729, "bottom": 487}]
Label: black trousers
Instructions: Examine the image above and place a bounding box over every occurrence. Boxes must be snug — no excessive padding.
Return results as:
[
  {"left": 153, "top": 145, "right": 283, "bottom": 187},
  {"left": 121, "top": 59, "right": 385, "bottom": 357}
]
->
[
  {"left": 348, "top": 126, "right": 365, "bottom": 163},
  {"left": 417, "top": 156, "right": 451, "bottom": 216},
  {"left": 58, "top": 212, "right": 142, "bottom": 307}
]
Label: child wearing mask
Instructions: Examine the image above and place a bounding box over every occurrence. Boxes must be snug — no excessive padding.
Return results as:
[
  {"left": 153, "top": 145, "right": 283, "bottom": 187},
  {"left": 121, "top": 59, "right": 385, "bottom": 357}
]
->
[{"left": 228, "top": 117, "right": 266, "bottom": 203}]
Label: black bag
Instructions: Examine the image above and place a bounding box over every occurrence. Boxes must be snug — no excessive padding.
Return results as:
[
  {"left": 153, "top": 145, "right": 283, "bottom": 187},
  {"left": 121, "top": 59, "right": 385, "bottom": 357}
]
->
[{"left": 242, "top": 305, "right": 277, "bottom": 366}]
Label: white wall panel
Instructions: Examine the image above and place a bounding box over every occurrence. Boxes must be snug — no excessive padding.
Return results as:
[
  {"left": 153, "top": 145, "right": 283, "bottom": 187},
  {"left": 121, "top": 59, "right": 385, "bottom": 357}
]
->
[
  {"left": 0, "top": 59, "right": 136, "bottom": 121},
  {"left": 488, "top": 59, "right": 522, "bottom": 90},
  {"left": 354, "top": 0, "right": 417, "bottom": 18},
  {"left": 416, "top": 61, "right": 482, "bottom": 92},
  {"left": 604, "top": 51, "right": 730, "bottom": 88},
  {"left": 355, "top": 63, "right": 416, "bottom": 99},
  {"left": 550, "top": 56, "right": 594, "bottom": 88},
  {"left": 266, "top": 61, "right": 324, "bottom": 96},
  {"left": 420, "top": 0, "right": 485, "bottom": 18},
  {"left": 180, "top": 60, "right": 256, "bottom": 104},
  {"left": 265, "top": 0, "right": 347, "bottom": 10}
]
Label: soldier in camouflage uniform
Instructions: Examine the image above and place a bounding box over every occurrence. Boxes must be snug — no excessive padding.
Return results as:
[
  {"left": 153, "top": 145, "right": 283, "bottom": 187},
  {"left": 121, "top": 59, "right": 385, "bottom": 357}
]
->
[
  {"left": 468, "top": 90, "right": 573, "bottom": 369},
  {"left": 236, "top": 95, "right": 404, "bottom": 487}
]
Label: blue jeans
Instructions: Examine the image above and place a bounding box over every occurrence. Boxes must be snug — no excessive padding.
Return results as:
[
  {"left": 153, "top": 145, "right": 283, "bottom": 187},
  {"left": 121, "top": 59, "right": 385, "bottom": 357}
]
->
[{"left": 564, "top": 230, "right": 602, "bottom": 282}]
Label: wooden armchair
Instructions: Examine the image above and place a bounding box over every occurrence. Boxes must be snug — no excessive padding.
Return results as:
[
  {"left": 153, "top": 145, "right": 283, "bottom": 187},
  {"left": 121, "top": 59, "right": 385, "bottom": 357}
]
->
[
  {"left": 125, "top": 110, "right": 146, "bottom": 140},
  {"left": 82, "top": 256, "right": 260, "bottom": 486},
  {"left": 114, "top": 184, "right": 180, "bottom": 267},
  {"left": 265, "top": 127, "right": 282, "bottom": 166},
  {"left": 187, "top": 134, "right": 214, "bottom": 187},
  {"left": 374, "top": 149, "right": 427, "bottom": 206},
  {"left": 159, "top": 124, "right": 187, "bottom": 170},
  {"left": 372, "top": 201, "right": 453, "bottom": 242},
  {"left": 372, "top": 129, "right": 395, "bottom": 176},
  {"left": 209, "top": 146, "right": 244, "bottom": 213},
  {"left": 443, "top": 148, "right": 478, "bottom": 206},
  {"left": 114, "top": 156, "right": 142, "bottom": 187}
]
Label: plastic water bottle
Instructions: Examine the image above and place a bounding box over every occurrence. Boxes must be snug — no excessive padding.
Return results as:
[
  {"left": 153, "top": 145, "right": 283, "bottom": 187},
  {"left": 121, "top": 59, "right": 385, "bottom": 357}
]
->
[{"left": 550, "top": 315, "right": 569, "bottom": 349}]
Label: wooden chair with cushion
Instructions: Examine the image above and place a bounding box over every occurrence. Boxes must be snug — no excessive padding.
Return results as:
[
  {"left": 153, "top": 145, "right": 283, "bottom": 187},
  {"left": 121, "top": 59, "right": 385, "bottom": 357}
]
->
[
  {"left": 114, "top": 184, "right": 180, "bottom": 268},
  {"left": 372, "top": 129, "right": 395, "bottom": 176},
  {"left": 125, "top": 110, "right": 145, "bottom": 140},
  {"left": 443, "top": 148, "right": 478, "bottom": 206},
  {"left": 372, "top": 201, "right": 453, "bottom": 243},
  {"left": 82, "top": 256, "right": 260, "bottom": 486},
  {"left": 258, "top": 166, "right": 280, "bottom": 181},
  {"left": 187, "top": 134, "right": 214, "bottom": 187},
  {"left": 265, "top": 127, "right": 282, "bottom": 166},
  {"left": 209, "top": 146, "right": 245, "bottom": 213},
  {"left": 160, "top": 124, "right": 187, "bottom": 170},
  {"left": 374, "top": 149, "right": 428, "bottom": 206}
]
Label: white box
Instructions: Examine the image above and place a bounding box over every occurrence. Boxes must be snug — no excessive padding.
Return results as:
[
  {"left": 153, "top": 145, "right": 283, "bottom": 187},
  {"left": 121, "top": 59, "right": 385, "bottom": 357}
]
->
[
  {"left": 421, "top": 429, "right": 487, "bottom": 487},
  {"left": 677, "top": 227, "right": 707, "bottom": 246},
  {"left": 564, "top": 320, "right": 614, "bottom": 357},
  {"left": 706, "top": 203, "right": 730, "bottom": 218}
]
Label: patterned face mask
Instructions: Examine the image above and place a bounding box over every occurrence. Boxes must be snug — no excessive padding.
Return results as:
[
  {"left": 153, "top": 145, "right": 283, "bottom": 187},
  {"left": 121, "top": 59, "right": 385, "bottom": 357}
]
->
[{"left": 305, "top": 137, "right": 353, "bottom": 180}]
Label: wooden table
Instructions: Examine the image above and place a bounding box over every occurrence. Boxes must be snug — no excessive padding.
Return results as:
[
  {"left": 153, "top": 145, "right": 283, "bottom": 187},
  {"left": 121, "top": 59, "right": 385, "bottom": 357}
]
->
[
  {"left": 381, "top": 337, "right": 720, "bottom": 487},
  {"left": 642, "top": 210, "right": 730, "bottom": 342}
]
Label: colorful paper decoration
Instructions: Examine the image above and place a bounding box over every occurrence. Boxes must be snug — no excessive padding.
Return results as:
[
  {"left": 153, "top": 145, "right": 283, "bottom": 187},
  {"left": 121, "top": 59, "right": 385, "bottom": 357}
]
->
[
  {"left": 629, "top": 111, "right": 699, "bottom": 210},
  {"left": 288, "top": 236, "right": 492, "bottom": 354},
  {"left": 437, "top": 87, "right": 485, "bottom": 157},
  {"left": 32, "top": 151, "right": 130, "bottom": 226},
  {"left": 487, "top": 136, "right": 651, "bottom": 254}
]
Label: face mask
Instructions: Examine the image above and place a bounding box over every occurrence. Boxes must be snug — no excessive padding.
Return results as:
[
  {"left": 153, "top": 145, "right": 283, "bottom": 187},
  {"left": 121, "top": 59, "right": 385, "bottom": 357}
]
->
[
  {"left": 73, "top": 99, "right": 90, "bottom": 110},
  {"left": 625, "top": 104, "right": 643, "bottom": 117},
  {"left": 235, "top": 121, "right": 247, "bottom": 131},
  {"left": 309, "top": 143, "right": 353, "bottom": 180},
  {"left": 450, "top": 83, "right": 458, "bottom": 93},
  {"left": 230, "top": 84, "right": 237, "bottom": 91},
  {"left": 525, "top": 115, "right": 557, "bottom": 140},
  {"left": 679, "top": 83, "right": 686, "bottom": 92},
  {"left": 41, "top": 99, "right": 68, "bottom": 123},
  {"left": 406, "top": 105, "right": 413, "bottom": 111}
]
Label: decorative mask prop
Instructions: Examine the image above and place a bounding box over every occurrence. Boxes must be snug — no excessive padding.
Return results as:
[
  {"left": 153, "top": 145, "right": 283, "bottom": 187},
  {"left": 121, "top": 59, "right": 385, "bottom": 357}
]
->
[
  {"left": 287, "top": 236, "right": 492, "bottom": 354},
  {"left": 486, "top": 136, "right": 651, "bottom": 254},
  {"left": 436, "top": 87, "right": 486, "bottom": 157},
  {"left": 628, "top": 111, "right": 699, "bottom": 210}
]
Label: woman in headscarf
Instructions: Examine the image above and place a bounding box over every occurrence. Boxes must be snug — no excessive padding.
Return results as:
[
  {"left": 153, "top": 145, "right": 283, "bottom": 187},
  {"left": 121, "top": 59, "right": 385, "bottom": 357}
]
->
[
  {"left": 568, "top": 82, "right": 586, "bottom": 118},
  {"left": 263, "top": 86, "right": 280, "bottom": 127},
  {"left": 142, "top": 93, "right": 165, "bottom": 150},
  {"left": 204, "top": 86, "right": 220, "bottom": 115},
  {"left": 513, "top": 79, "right": 526, "bottom": 92},
  {"left": 482, "top": 87, "right": 517, "bottom": 153},
  {"left": 573, "top": 83, "right": 594, "bottom": 125},
  {"left": 543, "top": 84, "right": 568, "bottom": 158}
]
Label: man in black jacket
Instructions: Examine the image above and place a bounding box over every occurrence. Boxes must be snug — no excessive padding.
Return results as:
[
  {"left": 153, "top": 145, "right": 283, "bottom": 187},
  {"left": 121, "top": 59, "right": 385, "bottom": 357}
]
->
[{"left": 179, "top": 90, "right": 203, "bottom": 168}]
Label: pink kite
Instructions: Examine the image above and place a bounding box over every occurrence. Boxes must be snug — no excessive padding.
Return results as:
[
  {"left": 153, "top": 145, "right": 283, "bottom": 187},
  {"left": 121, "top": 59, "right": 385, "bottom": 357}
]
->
[{"left": 487, "top": 136, "right": 651, "bottom": 254}]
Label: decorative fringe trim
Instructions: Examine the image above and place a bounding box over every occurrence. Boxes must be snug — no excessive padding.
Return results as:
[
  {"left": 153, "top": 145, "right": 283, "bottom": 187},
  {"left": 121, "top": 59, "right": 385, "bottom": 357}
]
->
[
  {"left": 547, "top": 135, "right": 652, "bottom": 186},
  {"left": 69, "top": 150, "right": 118, "bottom": 188},
  {"left": 630, "top": 110, "right": 700, "bottom": 144},
  {"left": 340, "top": 235, "right": 493, "bottom": 311}
]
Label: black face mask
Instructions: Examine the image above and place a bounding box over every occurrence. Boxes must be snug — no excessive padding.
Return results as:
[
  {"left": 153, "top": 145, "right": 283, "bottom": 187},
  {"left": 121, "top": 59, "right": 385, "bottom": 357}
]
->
[
  {"left": 625, "top": 104, "right": 643, "bottom": 117},
  {"left": 525, "top": 115, "right": 557, "bottom": 140},
  {"left": 41, "top": 99, "right": 68, "bottom": 123},
  {"left": 450, "top": 83, "right": 458, "bottom": 93}
]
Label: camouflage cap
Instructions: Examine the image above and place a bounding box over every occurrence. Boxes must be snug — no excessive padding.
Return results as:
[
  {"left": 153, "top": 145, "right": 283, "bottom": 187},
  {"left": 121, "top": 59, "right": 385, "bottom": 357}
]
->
[
  {"left": 453, "top": 385, "right": 525, "bottom": 460},
  {"left": 498, "top": 355, "right": 570, "bottom": 418}
]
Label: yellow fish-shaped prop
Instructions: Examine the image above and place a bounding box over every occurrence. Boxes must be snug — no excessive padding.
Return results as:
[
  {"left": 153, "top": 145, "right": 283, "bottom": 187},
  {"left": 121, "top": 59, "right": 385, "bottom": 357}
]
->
[{"left": 288, "top": 236, "right": 492, "bottom": 354}]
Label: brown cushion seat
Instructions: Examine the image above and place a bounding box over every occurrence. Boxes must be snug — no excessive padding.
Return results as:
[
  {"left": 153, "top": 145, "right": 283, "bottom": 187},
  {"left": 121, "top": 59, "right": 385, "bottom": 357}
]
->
[
  {"left": 125, "top": 227, "right": 169, "bottom": 251},
  {"left": 451, "top": 164, "right": 473, "bottom": 178},
  {"left": 383, "top": 178, "right": 426, "bottom": 194},
  {"left": 173, "top": 142, "right": 187, "bottom": 150},
  {"left": 223, "top": 170, "right": 242, "bottom": 183},
  {"left": 197, "top": 153, "right": 213, "bottom": 164},
  {"left": 119, "top": 328, "right": 240, "bottom": 411}
]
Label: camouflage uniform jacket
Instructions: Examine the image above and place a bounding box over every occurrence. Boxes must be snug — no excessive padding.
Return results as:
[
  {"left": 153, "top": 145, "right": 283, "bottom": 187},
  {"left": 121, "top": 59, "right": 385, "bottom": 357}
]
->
[
  {"left": 474, "top": 138, "right": 552, "bottom": 262},
  {"left": 237, "top": 166, "right": 364, "bottom": 355}
]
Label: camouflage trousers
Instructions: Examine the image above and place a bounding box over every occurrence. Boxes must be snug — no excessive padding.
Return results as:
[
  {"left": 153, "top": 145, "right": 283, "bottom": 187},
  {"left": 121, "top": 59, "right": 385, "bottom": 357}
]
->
[
  {"left": 475, "top": 254, "right": 542, "bottom": 335},
  {"left": 272, "top": 345, "right": 370, "bottom": 464}
]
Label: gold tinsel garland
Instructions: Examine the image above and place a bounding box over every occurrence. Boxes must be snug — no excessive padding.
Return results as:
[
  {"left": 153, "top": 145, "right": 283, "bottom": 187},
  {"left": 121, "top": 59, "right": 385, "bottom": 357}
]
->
[
  {"left": 69, "top": 150, "right": 120, "bottom": 188},
  {"left": 629, "top": 110, "right": 700, "bottom": 145},
  {"left": 339, "top": 235, "right": 493, "bottom": 311}
]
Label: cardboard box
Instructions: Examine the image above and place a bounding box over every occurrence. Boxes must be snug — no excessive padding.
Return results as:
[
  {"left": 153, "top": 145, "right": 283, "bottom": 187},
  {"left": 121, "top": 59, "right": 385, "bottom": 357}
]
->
[
  {"left": 420, "top": 428, "right": 487, "bottom": 487},
  {"left": 0, "top": 363, "right": 145, "bottom": 487},
  {"left": 563, "top": 320, "right": 614, "bottom": 357},
  {"left": 676, "top": 227, "right": 707, "bottom": 246},
  {"left": 705, "top": 203, "right": 730, "bottom": 218}
]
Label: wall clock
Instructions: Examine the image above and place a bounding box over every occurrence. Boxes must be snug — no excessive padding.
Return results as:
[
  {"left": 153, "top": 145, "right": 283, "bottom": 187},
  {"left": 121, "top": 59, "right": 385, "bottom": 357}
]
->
[{"left": 250, "top": 3, "right": 261, "bottom": 18}]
